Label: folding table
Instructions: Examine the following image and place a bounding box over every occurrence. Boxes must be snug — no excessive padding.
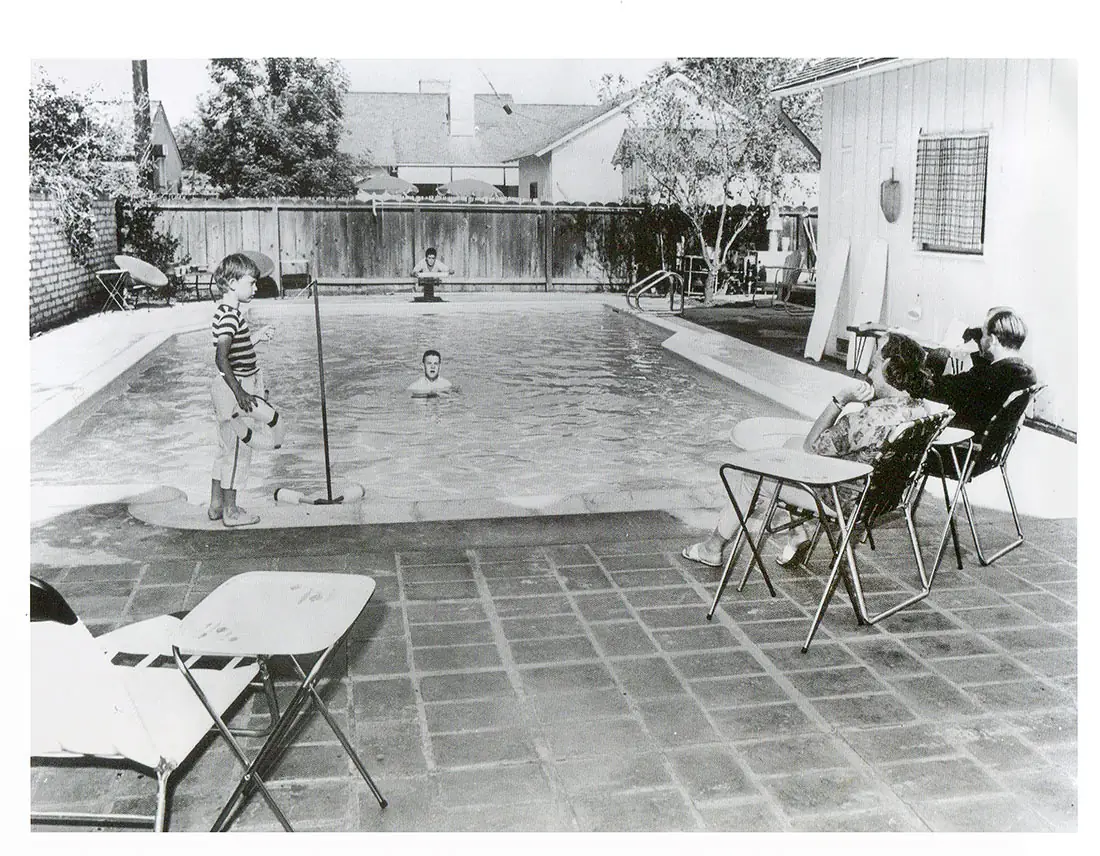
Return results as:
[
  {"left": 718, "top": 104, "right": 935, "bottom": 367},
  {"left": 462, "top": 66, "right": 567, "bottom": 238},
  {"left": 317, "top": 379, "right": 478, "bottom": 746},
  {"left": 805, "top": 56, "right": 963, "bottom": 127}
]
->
[
  {"left": 171, "top": 571, "right": 387, "bottom": 832},
  {"left": 705, "top": 447, "right": 874, "bottom": 650},
  {"left": 177, "top": 267, "right": 217, "bottom": 301},
  {"left": 95, "top": 267, "right": 130, "bottom": 312}
]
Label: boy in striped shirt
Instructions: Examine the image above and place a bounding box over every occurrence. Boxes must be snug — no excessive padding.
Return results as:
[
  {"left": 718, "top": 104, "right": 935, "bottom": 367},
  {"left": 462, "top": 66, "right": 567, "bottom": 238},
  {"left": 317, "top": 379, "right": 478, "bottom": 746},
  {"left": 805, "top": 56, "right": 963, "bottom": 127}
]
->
[{"left": 208, "top": 253, "right": 286, "bottom": 527}]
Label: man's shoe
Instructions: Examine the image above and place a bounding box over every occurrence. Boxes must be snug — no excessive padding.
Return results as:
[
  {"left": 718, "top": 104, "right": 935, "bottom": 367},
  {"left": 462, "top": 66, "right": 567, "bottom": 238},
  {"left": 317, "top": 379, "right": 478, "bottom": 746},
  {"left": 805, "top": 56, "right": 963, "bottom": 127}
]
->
[{"left": 776, "top": 539, "right": 813, "bottom": 568}]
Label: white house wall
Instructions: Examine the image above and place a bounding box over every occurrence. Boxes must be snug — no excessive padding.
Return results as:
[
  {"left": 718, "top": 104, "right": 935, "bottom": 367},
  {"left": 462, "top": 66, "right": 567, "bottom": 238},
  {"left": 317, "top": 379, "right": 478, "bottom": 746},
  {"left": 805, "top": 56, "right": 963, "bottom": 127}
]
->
[
  {"left": 818, "top": 58, "right": 1077, "bottom": 430},
  {"left": 518, "top": 154, "right": 552, "bottom": 201},
  {"left": 548, "top": 113, "right": 631, "bottom": 203}
]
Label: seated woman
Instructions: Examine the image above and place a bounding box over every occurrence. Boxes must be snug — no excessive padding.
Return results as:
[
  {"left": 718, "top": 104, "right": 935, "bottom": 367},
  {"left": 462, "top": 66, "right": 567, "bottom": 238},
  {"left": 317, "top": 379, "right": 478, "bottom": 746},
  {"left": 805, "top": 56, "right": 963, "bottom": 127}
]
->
[{"left": 682, "top": 332, "right": 935, "bottom": 569}]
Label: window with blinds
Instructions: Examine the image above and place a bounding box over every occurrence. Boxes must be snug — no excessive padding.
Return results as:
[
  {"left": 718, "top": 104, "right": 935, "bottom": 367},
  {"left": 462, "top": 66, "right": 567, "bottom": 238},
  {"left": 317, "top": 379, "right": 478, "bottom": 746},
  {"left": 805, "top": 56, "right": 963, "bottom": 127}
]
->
[{"left": 912, "top": 132, "right": 989, "bottom": 254}]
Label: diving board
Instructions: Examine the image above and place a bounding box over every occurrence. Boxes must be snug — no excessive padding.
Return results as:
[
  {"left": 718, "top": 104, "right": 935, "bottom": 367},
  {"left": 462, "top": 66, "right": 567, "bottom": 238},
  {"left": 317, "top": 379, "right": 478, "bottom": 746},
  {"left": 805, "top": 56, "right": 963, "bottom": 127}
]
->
[{"left": 803, "top": 239, "right": 850, "bottom": 362}]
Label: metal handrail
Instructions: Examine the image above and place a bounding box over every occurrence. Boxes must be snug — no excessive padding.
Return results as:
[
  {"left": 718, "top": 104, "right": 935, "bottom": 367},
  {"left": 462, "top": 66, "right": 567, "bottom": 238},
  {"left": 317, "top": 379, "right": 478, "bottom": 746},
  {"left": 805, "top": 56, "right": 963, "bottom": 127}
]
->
[{"left": 625, "top": 270, "right": 686, "bottom": 313}]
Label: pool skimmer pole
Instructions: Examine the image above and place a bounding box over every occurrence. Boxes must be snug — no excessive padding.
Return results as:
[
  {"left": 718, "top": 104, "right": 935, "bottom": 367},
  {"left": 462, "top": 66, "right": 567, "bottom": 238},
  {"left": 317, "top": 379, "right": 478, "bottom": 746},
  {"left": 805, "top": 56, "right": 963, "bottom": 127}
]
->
[
  {"left": 273, "top": 277, "right": 365, "bottom": 507},
  {"left": 312, "top": 278, "right": 335, "bottom": 502}
]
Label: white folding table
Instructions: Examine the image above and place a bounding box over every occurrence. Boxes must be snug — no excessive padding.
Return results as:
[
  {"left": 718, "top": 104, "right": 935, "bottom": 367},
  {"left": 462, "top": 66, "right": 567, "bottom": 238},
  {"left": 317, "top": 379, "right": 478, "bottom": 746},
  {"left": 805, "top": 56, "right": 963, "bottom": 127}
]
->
[
  {"left": 706, "top": 447, "right": 874, "bottom": 650},
  {"left": 171, "top": 571, "right": 387, "bottom": 832}
]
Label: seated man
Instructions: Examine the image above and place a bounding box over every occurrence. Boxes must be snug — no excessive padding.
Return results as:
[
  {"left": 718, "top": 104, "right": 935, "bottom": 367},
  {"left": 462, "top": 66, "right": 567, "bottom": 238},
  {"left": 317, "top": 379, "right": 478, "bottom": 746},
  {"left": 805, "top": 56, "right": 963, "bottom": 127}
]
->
[{"left": 926, "top": 308, "right": 1037, "bottom": 433}]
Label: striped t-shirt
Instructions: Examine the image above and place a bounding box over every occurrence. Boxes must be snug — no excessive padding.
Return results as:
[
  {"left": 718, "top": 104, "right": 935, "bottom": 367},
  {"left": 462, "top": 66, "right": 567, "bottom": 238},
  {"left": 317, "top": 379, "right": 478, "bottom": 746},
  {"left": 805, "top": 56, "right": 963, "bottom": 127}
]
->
[{"left": 211, "top": 303, "right": 259, "bottom": 377}]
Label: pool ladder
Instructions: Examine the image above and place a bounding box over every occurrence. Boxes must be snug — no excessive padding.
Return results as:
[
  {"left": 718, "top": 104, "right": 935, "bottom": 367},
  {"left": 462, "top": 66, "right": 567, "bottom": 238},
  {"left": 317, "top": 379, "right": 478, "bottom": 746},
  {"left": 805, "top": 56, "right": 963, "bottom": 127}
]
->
[{"left": 625, "top": 270, "right": 686, "bottom": 314}]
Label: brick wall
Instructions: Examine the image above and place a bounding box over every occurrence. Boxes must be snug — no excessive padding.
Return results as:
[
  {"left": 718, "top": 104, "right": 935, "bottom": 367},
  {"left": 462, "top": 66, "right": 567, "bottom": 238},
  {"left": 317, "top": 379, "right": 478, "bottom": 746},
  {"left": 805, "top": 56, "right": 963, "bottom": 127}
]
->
[{"left": 29, "top": 194, "right": 118, "bottom": 335}]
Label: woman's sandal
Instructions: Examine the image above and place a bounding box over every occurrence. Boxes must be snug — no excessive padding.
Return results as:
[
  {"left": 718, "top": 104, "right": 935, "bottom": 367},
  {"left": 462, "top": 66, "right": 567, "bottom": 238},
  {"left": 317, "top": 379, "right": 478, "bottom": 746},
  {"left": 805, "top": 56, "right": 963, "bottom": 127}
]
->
[{"left": 682, "top": 543, "right": 722, "bottom": 568}]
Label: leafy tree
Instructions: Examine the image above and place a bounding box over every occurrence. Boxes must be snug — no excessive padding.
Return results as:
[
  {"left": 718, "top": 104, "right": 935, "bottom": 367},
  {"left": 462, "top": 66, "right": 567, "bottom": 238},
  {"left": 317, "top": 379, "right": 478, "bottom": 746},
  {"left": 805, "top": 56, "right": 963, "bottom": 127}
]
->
[
  {"left": 189, "top": 58, "right": 363, "bottom": 197},
  {"left": 29, "top": 74, "right": 129, "bottom": 264},
  {"left": 606, "top": 57, "right": 820, "bottom": 304},
  {"left": 30, "top": 69, "right": 186, "bottom": 272}
]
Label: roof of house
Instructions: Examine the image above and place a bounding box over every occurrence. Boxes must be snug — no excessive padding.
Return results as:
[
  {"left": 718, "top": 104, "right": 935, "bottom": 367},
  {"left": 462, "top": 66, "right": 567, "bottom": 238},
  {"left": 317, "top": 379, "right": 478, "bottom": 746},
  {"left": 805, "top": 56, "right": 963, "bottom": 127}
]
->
[
  {"left": 504, "top": 92, "right": 637, "bottom": 160},
  {"left": 339, "top": 91, "right": 605, "bottom": 166},
  {"left": 507, "top": 73, "right": 703, "bottom": 161},
  {"left": 770, "top": 58, "right": 901, "bottom": 96},
  {"left": 90, "top": 99, "right": 176, "bottom": 158}
]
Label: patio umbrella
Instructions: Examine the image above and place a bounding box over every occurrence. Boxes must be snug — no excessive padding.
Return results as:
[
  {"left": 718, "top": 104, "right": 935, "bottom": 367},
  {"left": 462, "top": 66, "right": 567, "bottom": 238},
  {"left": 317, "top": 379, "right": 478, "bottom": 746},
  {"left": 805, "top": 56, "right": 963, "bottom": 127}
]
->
[
  {"left": 356, "top": 174, "right": 417, "bottom": 196},
  {"left": 436, "top": 178, "right": 504, "bottom": 199},
  {"left": 241, "top": 250, "right": 275, "bottom": 278}
]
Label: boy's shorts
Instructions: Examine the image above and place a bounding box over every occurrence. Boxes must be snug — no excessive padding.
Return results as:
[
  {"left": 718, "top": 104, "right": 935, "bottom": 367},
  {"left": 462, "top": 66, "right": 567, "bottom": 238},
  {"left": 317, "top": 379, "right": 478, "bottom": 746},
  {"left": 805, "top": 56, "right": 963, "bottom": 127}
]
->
[{"left": 210, "top": 371, "right": 266, "bottom": 490}]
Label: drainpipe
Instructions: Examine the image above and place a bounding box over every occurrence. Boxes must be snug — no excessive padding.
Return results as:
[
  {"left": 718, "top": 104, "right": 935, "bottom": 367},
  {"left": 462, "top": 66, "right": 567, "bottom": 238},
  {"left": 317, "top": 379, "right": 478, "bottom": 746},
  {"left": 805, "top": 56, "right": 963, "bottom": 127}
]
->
[{"left": 777, "top": 104, "right": 820, "bottom": 167}]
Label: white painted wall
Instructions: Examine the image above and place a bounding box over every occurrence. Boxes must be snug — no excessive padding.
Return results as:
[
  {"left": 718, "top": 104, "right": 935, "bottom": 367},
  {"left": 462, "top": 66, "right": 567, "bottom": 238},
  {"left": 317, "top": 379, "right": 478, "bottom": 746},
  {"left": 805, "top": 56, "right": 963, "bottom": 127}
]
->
[
  {"left": 816, "top": 58, "right": 1077, "bottom": 430},
  {"left": 547, "top": 112, "right": 631, "bottom": 203},
  {"left": 518, "top": 154, "right": 552, "bottom": 200}
]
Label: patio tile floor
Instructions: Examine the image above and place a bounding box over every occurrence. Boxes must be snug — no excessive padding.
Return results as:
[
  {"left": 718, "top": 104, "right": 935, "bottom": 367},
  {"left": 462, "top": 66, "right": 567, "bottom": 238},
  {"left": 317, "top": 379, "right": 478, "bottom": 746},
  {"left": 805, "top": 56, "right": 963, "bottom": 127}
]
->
[{"left": 29, "top": 502, "right": 1076, "bottom": 832}]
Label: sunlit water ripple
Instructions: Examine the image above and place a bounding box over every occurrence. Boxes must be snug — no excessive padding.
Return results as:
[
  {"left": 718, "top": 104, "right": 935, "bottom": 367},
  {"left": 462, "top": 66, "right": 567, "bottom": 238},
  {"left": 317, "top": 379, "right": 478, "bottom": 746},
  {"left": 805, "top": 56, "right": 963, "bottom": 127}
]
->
[{"left": 32, "top": 307, "right": 793, "bottom": 503}]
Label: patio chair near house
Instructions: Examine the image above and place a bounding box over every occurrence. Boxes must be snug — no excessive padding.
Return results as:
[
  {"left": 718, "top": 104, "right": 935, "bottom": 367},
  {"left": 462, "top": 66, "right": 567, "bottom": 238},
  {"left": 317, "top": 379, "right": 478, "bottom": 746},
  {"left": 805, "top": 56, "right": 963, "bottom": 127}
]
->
[
  {"left": 742, "top": 411, "right": 957, "bottom": 647},
  {"left": 114, "top": 255, "right": 173, "bottom": 307},
  {"left": 919, "top": 384, "right": 1046, "bottom": 567},
  {"left": 768, "top": 264, "right": 816, "bottom": 315}
]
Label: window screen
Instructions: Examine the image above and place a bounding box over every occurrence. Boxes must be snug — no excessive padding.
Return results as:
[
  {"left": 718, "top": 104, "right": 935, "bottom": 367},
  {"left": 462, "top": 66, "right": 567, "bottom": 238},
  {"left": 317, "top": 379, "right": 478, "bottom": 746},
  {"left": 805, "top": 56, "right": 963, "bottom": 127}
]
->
[{"left": 912, "top": 132, "right": 989, "bottom": 254}]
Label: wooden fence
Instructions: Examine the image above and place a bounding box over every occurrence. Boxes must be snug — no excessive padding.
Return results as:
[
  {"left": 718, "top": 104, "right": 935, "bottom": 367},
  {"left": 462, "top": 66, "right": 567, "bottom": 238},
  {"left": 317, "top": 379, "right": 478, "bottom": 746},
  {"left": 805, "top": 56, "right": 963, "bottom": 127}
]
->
[{"left": 154, "top": 198, "right": 643, "bottom": 292}]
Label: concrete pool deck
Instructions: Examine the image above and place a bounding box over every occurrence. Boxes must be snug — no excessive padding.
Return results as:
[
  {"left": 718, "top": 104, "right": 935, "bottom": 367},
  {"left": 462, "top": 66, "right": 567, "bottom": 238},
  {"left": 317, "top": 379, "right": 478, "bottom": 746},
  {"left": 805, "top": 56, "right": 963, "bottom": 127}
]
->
[{"left": 28, "top": 295, "right": 1078, "bottom": 833}]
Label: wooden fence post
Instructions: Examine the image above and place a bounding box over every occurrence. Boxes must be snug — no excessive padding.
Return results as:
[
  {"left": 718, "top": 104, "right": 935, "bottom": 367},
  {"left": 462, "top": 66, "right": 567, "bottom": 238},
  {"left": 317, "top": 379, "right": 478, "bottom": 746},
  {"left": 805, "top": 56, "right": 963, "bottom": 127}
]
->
[
  {"left": 272, "top": 201, "right": 283, "bottom": 297},
  {"left": 543, "top": 207, "right": 553, "bottom": 292}
]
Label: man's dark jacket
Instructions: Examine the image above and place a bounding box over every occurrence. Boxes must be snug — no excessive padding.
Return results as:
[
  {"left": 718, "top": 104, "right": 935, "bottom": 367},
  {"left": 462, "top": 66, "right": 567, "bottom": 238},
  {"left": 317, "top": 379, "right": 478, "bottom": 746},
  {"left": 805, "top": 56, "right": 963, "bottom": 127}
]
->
[{"left": 930, "top": 355, "right": 1037, "bottom": 434}]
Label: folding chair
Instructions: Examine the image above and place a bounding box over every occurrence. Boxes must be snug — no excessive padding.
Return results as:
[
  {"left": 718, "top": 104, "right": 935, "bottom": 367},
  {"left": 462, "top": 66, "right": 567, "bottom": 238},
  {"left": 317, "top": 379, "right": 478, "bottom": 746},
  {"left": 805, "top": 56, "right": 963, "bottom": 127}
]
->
[
  {"left": 30, "top": 577, "right": 262, "bottom": 832},
  {"left": 114, "top": 255, "right": 171, "bottom": 307},
  {"left": 752, "top": 411, "right": 958, "bottom": 648},
  {"left": 920, "top": 384, "right": 1046, "bottom": 566},
  {"left": 169, "top": 571, "right": 388, "bottom": 832}
]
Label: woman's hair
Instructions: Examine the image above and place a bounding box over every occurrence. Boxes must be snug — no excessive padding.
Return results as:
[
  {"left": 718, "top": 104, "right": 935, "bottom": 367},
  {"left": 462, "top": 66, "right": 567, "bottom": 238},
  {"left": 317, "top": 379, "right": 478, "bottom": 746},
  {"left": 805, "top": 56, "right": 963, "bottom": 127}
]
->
[
  {"left": 213, "top": 253, "right": 261, "bottom": 288},
  {"left": 879, "top": 333, "right": 934, "bottom": 398}
]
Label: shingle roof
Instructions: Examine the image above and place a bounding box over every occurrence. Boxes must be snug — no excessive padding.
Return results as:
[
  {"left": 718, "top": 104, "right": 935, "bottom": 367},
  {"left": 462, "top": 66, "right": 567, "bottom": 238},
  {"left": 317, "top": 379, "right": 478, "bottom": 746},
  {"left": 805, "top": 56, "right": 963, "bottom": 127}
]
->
[
  {"left": 771, "top": 58, "right": 898, "bottom": 94},
  {"left": 503, "top": 95, "right": 634, "bottom": 160},
  {"left": 340, "top": 91, "right": 603, "bottom": 166}
]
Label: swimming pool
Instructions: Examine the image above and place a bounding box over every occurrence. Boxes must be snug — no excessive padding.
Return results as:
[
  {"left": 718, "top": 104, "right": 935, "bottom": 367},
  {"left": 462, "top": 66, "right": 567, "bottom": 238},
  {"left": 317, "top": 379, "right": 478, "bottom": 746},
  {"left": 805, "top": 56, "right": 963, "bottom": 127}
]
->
[{"left": 31, "top": 302, "right": 795, "bottom": 518}]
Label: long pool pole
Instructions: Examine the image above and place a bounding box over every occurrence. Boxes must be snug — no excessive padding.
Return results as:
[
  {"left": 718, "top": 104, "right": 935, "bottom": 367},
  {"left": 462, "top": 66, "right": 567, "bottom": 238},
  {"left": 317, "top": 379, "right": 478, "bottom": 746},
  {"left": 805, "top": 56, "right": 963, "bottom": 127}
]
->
[{"left": 311, "top": 279, "right": 334, "bottom": 501}]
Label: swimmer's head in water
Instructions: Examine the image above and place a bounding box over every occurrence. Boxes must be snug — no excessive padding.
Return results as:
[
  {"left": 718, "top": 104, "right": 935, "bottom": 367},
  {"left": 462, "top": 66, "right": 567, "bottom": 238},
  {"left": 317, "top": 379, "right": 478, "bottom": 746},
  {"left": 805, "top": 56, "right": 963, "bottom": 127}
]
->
[{"left": 422, "top": 349, "right": 442, "bottom": 380}]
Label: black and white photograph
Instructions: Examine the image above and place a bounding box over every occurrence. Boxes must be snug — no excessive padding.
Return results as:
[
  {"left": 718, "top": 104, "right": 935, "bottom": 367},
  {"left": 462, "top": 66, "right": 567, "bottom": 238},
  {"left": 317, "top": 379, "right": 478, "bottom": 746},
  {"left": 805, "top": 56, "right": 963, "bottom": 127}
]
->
[{"left": 21, "top": 5, "right": 1083, "bottom": 840}]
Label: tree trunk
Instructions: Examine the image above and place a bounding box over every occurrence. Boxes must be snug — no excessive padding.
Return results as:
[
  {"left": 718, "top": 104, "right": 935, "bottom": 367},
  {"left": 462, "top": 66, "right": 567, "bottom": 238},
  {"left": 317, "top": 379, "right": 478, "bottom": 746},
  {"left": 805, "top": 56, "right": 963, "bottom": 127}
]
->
[{"left": 704, "top": 268, "right": 718, "bottom": 306}]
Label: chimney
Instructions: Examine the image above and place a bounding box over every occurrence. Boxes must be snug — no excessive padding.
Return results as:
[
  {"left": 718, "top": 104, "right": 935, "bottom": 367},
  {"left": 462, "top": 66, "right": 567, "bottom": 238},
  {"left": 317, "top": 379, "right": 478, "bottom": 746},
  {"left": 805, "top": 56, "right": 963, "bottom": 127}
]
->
[
  {"left": 448, "top": 80, "right": 475, "bottom": 137},
  {"left": 417, "top": 77, "right": 474, "bottom": 137},
  {"left": 418, "top": 79, "right": 450, "bottom": 94}
]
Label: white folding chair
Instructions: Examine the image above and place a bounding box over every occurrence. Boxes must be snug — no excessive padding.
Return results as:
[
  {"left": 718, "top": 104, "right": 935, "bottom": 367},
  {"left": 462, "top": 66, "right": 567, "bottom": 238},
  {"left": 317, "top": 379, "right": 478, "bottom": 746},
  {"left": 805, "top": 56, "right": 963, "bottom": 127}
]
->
[{"left": 30, "top": 577, "right": 262, "bottom": 831}]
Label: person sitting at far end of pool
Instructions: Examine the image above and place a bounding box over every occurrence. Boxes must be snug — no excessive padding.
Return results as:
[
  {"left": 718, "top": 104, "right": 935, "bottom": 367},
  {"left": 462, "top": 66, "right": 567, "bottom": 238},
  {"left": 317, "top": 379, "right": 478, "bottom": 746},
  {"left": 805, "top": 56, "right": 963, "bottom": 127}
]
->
[
  {"left": 408, "top": 349, "right": 454, "bottom": 397},
  {"left": 411, "top": 247, "right": 454, "bottom": 291},
  {"left": 208, "top": 253, "right": 289, "bottom": 529},
  {"left": 924, "top": 307, "right": 1037, "bottom": 434},
  {"left": 682, "top": 333, "right": 934, "bottom": 570}
]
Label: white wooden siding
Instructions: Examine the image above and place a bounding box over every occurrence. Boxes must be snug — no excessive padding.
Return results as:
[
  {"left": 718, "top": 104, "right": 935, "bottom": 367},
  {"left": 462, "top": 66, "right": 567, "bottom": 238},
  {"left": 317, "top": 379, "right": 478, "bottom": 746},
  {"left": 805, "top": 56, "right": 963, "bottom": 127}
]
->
[{"left": 816, "top": 58, "right": 1076, "bottom": 430}]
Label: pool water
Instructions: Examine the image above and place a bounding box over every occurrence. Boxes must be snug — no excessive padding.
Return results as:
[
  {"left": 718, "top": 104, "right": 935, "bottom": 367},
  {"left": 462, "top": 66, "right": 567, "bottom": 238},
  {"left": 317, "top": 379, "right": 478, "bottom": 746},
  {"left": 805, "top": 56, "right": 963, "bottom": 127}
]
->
[{"left": 31, "top": 304, "right": 793, "bottom": 508}]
